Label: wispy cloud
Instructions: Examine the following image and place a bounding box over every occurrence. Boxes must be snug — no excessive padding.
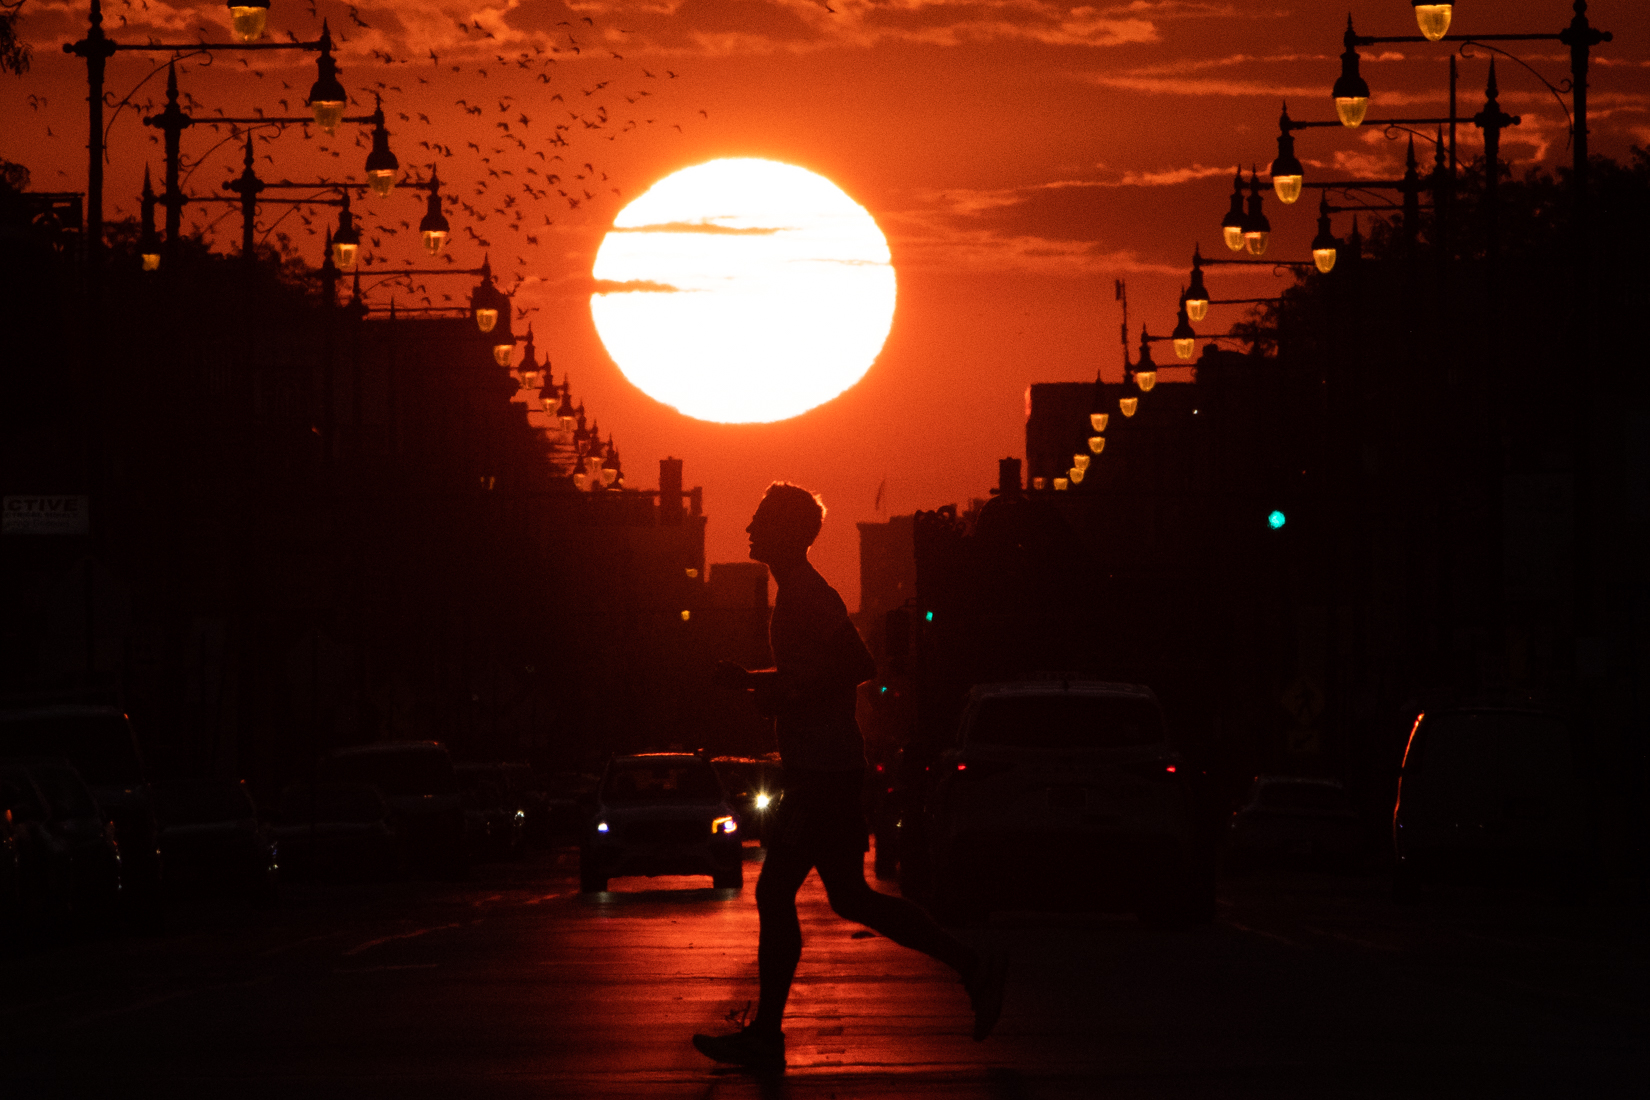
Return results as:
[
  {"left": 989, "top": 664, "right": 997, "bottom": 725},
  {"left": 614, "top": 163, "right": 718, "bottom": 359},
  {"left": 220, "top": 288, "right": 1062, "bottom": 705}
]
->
[
  {"left": 612, "top": 221, "right": 785, "bottom": 235},
  {"left": 592, "top": 278, "right": 683, "bottom": 294}
]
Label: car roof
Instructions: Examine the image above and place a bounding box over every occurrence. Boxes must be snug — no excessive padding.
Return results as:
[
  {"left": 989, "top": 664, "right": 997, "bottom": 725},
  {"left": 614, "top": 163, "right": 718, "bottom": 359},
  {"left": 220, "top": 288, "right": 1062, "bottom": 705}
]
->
[
  {"left": 0, "top": 705, "right": 129, "bottom": 723},
  {"left": 328, "top": 740, "right": 448, "bottom": 757},
  {"left": 965, "top": 679, "right": 1157, "bottom": 702},
  {"left": 1255, "top": 774, "right": 1343, "bottom": 788}
]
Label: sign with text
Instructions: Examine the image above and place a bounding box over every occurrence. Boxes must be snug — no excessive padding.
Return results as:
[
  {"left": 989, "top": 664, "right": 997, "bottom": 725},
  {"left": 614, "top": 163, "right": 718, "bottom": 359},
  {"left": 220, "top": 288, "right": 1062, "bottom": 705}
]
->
[{"left": 3, "top": 495, "right": 90, "bottom": 535}]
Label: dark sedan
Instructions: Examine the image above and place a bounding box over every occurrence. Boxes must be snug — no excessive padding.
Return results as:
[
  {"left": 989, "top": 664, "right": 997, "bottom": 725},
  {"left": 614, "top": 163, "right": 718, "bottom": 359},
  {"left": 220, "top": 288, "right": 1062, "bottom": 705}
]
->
[
  {"left": 0, "top": 758, "right": 121, "bottom": 933},
  {"left": 1227, "top": 776, "right": 1369, "bottom": 872},
  {"left": 153, "top": 778, "right": 279, "bottom": 906}
]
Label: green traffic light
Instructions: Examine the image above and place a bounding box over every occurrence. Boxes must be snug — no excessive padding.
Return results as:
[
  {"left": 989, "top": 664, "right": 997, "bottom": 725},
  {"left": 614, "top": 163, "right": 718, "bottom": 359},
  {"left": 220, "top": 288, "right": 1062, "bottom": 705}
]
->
[{"left": 1267, "top": 510, "right": 1287, "bottom": 530}]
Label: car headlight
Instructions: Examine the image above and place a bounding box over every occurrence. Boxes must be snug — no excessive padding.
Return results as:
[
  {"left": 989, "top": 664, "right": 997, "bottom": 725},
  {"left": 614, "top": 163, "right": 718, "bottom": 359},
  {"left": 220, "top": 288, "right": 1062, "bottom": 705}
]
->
[
  {"left": 754, "top": 793, "right": 771, "bottom": 810},
  {"left": 712, "top": 816, "right": 737, "bottom": 835},
  {"left": 596, "top": 821, "right": 609, "bottom": 834}
]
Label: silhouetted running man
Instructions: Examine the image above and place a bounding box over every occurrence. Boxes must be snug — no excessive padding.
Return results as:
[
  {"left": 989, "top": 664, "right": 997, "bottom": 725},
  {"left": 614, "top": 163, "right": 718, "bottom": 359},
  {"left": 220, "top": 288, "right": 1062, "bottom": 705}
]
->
[{"left": 692, "top": 482, "right": 1008, "bottom": 1071}]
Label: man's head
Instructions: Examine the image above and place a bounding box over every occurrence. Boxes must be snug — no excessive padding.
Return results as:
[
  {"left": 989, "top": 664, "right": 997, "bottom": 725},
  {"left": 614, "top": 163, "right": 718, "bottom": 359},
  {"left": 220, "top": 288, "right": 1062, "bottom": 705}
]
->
[{"left": 747, "top": 482, "right": 825, "bottom": 565}]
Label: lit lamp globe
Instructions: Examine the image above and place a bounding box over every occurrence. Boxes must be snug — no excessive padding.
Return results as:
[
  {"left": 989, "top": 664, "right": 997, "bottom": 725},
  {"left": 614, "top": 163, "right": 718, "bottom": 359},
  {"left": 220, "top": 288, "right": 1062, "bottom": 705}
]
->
[
  {"left": 331, "top": 195, "right": 360, "bottom": 269},
  {"left": 1270, "top": 106, "right": 1304, "bottom": 204},
  {"left": 470, "top": 258, "right": 506, "bottom": 333},
  {"left": 1172, "top": 299, "right": 1196, "bottom": 362},
  {"left": 364, "top": 108, "right": 399, "bottom": 199},
  {"left": 307, "top": 27, "right": 347, "bottom": 135},
  {"left": 1333, "top": 20, "right": 1371, "bottom": 128},
  {"left": 1053, "top": 477, "right": 1070, "bottom": 491},
  {"left": 1068, "top": 466, "right": 1086, "bottom": 485},
  {"left": 227, "top": 0, "right": 269, "bottom": 42},
  {"left": 1311, "top": 198, "right": 1340, "bottom": 274},
  {"left": 1119, "top": 396, "right": 1139, "bottom": 417},
  {"left": 1242, "top": 172, "right": 1270, "bottom": 257},
  {"left": 1134, "top": 332, "right": 1158, "bottom": 391},
  {"left": 1088, "top": 435, "right": 1106, "bottom": 454},
  {"left": 493, "top": 342, "right": 514, "bottom": 368},
  {"left": 1413, "top": 2, "right": 1452, "bottom": 42},
  {"left": 1089, "top": 412, "right": 1109, "bottom": 432},
  {"left": 418, "top": 190, "right": 450, "bottom": 256},
  {"left": 1221, "top": 172, "right": 1247, "bottom": 252},
  {"left": 1185, "top": 250, "right": 1210, "bottom": 322},
  {"left": 1072, "top": 454, "right": 1091, "bottom": 472}
]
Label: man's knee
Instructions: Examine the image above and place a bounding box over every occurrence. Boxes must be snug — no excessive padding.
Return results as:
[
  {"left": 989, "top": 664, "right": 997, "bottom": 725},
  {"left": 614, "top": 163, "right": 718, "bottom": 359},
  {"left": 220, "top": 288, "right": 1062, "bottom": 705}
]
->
[
  {"left": 825, "top": 881, "right": 877, "bottom": 923},
  {"left": 756, "top": 869, "right": 800, "bottom": 912}
]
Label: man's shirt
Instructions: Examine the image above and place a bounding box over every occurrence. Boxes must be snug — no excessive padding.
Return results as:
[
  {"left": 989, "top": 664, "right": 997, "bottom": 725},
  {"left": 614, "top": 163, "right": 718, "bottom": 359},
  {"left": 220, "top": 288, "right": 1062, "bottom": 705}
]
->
[{"left": 769, "top": 564, "right": 875, "bottom": 773}]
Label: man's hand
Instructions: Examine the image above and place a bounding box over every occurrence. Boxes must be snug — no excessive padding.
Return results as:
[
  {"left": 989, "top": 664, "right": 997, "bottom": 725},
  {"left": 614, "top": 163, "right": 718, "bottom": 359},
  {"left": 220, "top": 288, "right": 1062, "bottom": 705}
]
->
[{"left": 712, "top": 660, "right": 754, "bottom": 691}]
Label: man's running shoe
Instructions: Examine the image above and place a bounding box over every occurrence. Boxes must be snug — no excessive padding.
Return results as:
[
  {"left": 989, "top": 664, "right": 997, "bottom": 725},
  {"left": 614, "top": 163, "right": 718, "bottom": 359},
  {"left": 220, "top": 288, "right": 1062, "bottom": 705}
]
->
[
  {"left": 692, "top": 1027, "right": 786, "bottom": 1071},
  {"left": 967, "top": 945, "right": 1010, "bottom": 1041}
]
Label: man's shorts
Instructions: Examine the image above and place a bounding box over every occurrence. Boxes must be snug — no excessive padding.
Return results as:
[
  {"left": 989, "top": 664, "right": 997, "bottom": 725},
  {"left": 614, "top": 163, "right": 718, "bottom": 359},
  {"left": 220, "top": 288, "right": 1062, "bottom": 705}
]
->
[{"left": 766, "top": 768, "right": 869, "bottom": 861}]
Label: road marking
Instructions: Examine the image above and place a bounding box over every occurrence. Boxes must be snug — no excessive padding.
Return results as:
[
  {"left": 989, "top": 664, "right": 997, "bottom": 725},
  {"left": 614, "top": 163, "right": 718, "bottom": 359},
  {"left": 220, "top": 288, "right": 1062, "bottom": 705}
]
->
[{"left": 342, "top": 922, "right": 462, "bottom": 956}]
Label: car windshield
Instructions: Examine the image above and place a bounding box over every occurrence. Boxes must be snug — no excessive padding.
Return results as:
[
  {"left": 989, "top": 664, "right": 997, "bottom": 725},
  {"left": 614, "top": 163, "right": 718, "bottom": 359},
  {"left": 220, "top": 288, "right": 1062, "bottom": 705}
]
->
[
  {"left": 0, "top": 713, "right": 145, "bottom": 787},
  {"left": 277, "top": 784, "right": 385, "bottom": 825},
  {"left": 154, "top": 781, "right": 256, "bottom": 826},
  {"left": 325, "top": 749, "right": 457, "bottom": 796},
  {"left": 602, "top": 759, "right": 721, "bottom": 804},
  {"left": 966, "top": 694, "right": 1165, "bottom": 749},
  {"left": 1408, "top": 711, "right": 1575, "bottom": 793},
  {"left": 1258, "top": 783, "right": 1348, "bottom": 813},
  {"left": 29, "top": 763, "right": 102, "bottom": 821}
]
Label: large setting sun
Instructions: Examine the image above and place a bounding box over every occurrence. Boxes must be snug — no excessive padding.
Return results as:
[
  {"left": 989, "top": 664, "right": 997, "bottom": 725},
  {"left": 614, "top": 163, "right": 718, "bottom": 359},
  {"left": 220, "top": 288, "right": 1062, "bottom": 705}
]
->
[{"left": 590, "top": 159, "right": 896, "bottom": 423}]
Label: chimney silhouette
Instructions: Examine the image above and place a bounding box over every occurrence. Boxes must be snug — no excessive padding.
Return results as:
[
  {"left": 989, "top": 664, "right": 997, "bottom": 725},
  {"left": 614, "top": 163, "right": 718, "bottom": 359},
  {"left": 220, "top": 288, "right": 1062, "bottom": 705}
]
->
[
  {"left": 659, "top": 457, "right": 684, "bottom": 525},
  {"left": 998, "top": 457, "right": 1023, "bottom": 495}
]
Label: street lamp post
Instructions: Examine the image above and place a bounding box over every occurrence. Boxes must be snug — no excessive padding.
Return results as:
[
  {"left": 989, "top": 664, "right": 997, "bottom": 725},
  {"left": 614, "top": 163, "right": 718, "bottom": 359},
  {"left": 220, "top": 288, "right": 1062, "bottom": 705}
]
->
[{"left": 66, "top": 1, "right": 341, "bottom": 263}]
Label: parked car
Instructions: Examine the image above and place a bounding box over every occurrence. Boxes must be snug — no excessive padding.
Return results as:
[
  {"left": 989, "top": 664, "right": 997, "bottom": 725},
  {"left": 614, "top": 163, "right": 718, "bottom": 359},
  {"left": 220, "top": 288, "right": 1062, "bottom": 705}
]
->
[
  {"left": 152, "top": 779, "right": 279, "bottom": 906},
  {"left": 542, "top": 770, "right": 600, "bottom": 844},
  {"left": 272, "top": 781, "right": 400, "bottom": 881},
  {"left": 918, "top": 679, "right": 1215, "bottom": 926},
  {"left": 579, "top": 753, "right": 744, "bottom": 893},
  {"left": 710, "top": 755, "right": 783, "bottom": 844},
  {"left": 0, "top": 758, "right": 122, "bottom": 931},
  {"left": 1227, "top": 775, "right": 1369, "bottom": 872},
  {"left": 1392, "top": 706, "right": 1593, "bottom": 898},
  {"left": 455, "top": 763, "right": 527, "bottom": 862},
  {"left": 0, "top": 706, "right": 162, "bottom": 927},
  {"left": 321, "top": 742, "right": 466, "bottom": 876}
]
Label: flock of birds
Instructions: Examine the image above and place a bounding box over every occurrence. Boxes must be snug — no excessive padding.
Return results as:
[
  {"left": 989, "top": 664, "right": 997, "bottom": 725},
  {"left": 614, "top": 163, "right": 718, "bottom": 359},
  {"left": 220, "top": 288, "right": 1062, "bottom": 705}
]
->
[{"left": 54, "top": 3, "right": 711, "bottom": 308}]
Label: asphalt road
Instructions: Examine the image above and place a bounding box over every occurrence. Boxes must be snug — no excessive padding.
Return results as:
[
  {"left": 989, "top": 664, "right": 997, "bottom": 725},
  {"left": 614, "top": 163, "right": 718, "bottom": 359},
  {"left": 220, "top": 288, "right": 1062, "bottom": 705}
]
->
[{"left": 2, "top": 844, "right": 1644, "bottom": 1099}]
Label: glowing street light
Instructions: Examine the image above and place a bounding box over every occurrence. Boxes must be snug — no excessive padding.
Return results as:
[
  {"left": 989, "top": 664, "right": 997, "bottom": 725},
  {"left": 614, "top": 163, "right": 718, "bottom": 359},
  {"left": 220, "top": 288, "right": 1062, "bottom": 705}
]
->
[
  {"left": 1311, "top": 194, "right": 1341, "bottom": 274},
  {"left": 1221, "top": 171, "right": 1247, "bottom": 252},
  {"left": 139, "top": 166, "right": 161, "bottom": 271},
  {"left": 1185, "top": 245, "right": 1209, "bottom": 322},
  {"left": 1270, "top": 104, "right": 1304, "bottom": 204},
  {"left": 1132, "top": 331, "right": 1157, "bottom": 394},
  {"left": 227, "top": 0, "right": 269, "bottom": 43},
  {"left": 1242, "top": 168, "right": 1271, "bottom": 256},
  {"left": 1072, "top": 453, "right": 1091, "bottom": 472},
  {"left": 1413, "top": 1, "right": 1453, "bottom": 42},
  {"left": 1171, "top": 298, "right": 1196, "bottom": 361},
  {"left": 1333, "top": 16, "right": 1371, "bottom": 127},
  {"left": 418, "top": 169, "right": 450, "bottom": 256},
  {"left": 470, "top": 256, "right": 506, "bottom": 333},
  {"left": 363, "top": 97, "right": 399, "bottom": 199},
  {"left": 307, "top": 23, "right": 347, "bottom": 135},
  {"left": 331, "top": 190, "right": 360, "bottom": 268}
]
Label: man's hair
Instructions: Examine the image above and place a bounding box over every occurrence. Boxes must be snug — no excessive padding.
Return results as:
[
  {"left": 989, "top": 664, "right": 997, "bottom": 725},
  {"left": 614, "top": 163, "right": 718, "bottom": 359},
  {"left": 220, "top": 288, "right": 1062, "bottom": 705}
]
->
[{"left": 761, "top": 482, "right": 826, "bottom": 547}]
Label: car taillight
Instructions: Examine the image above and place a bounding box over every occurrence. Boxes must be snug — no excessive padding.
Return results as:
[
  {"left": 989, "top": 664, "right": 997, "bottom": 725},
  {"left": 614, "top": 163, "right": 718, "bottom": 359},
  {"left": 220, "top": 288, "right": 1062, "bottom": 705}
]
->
[
  {"left": 952, "top": 759, "right": 1013, "bottom": 779},
  {"left": 712, "top": 815, "right": 737, "bottom": 835}
]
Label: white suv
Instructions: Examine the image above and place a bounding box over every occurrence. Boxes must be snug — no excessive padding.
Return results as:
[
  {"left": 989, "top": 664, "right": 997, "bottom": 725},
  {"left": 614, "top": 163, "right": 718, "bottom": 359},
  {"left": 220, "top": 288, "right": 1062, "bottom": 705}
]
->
[
  {"left": 923, "top": 679, "right": 1212, "bottom": 925},
  {"left": 579, "top": 753, "right": 745, "bottom": 893}
]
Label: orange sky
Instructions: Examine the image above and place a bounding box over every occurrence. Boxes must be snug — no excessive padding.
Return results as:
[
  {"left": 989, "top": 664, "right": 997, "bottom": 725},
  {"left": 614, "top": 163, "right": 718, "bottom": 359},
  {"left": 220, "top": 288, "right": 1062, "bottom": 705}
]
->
[{"left": 6, "top": 1, "right": 1648, "bottom": 608}]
